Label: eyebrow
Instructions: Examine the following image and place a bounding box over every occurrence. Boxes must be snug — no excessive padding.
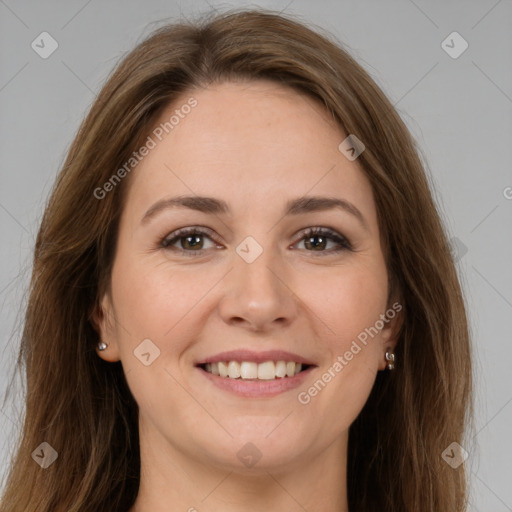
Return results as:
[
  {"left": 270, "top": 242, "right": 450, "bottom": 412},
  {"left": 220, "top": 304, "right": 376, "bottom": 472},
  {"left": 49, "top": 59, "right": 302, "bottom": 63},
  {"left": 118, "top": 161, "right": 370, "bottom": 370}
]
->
[{"left": 140, "top": 194, "right": 368, "bottom": 230}]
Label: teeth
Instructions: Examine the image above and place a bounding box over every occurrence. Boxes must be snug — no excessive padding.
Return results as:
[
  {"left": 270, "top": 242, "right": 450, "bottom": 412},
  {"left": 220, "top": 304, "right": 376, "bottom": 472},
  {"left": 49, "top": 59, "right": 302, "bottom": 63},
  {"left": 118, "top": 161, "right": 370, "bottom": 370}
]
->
[
  {"left": 240, "top": 361, "right": 258, "bottom": 379},
  {"left": 203, "top": 360, "right": 307, "bottom": 380},
  {"left": 275, "top": 360, "right": 287, "bottom": 378},
  {"left": 257, "top": 361, "right": 275, "bottom": 380},
  {"left": 218, "top": 361, "right": 228, "bottom": 378},
  {"left": 228, "top": 361, "right": 241, "bottom": 379}
]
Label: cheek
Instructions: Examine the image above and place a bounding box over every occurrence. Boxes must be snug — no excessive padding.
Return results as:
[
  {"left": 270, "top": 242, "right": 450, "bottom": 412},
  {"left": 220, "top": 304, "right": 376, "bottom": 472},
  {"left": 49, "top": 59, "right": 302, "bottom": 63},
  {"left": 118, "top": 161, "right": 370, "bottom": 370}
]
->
[
  {"left": 110, "top": 256, "right": 209, "bottom": 417},
  {"left": 301, "top": 262, "right": 388, "bottom": 353},
  {"left": 111, "top": 252, "right": 222, "bottom": 352},
  {"left": 293, "top": 266, "right": 388, "bottom": 433}
]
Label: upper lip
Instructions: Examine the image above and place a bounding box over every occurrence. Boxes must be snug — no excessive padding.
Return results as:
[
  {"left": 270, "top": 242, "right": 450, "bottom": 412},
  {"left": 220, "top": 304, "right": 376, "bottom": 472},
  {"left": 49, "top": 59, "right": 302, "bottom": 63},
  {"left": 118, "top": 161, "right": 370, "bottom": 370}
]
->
[{"left": 196, "top": 349, "right": 316, "bottom": 366}]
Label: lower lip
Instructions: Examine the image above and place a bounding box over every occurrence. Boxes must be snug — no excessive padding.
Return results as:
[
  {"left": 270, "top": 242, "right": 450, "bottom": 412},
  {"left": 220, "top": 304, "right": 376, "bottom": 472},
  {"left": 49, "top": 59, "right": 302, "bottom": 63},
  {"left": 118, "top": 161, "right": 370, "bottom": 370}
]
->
[{"left": 197, "top": 366, "right": 315, "bottom": 398}]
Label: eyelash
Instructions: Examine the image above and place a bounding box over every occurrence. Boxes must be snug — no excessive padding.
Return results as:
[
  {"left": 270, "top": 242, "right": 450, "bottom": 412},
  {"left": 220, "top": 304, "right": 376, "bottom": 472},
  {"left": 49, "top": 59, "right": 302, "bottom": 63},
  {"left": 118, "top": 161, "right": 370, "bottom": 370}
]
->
[{"left": 160, "top": 226, "right": 352, "bottom": 257}]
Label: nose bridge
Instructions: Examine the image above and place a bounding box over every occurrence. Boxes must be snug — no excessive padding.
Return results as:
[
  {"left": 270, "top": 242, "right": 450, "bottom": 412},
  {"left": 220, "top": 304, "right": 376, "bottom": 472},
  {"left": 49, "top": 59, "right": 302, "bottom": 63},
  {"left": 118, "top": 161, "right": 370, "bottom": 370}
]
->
[
  {"left": 234, "top": 234, "right": 286, "bottom": 302},
  {"left": 219, "top": 233, "right": 297, "bottom": 329}
]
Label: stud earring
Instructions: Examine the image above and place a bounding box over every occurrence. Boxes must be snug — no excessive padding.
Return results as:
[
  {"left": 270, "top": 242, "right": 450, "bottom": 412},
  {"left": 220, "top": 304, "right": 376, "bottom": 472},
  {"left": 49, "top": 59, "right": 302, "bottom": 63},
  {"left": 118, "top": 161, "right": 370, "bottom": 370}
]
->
[
  {"left": 385, "top": 349, "right": 395, "bottom": 370},
  {"left": 97, "top": 341, "right": 108, "bottom": 351}
]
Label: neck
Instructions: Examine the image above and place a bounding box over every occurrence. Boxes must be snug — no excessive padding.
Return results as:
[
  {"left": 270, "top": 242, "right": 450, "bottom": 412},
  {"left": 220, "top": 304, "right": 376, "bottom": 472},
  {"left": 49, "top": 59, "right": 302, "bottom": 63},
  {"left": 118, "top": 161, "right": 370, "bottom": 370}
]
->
[{"left": 129, "top": 419, "right": 350, "bottom": 512}]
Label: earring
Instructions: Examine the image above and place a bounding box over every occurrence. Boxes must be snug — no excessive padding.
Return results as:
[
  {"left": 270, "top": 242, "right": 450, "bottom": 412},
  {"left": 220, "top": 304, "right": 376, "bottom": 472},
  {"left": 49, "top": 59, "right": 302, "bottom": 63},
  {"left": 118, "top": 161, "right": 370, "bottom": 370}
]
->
[
  {"left": 385, "top": 349, "right": 395, "bottom": 370},
  {"left": 97, "top": 341, "right": 108, "bottom": 351}
]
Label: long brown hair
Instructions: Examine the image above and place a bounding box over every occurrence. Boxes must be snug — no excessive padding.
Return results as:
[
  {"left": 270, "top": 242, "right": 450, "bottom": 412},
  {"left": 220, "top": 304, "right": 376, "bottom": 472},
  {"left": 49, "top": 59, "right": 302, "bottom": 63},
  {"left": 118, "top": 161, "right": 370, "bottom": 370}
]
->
[{"left": 0, "top": 8, "right": 473, "bottom": 511}]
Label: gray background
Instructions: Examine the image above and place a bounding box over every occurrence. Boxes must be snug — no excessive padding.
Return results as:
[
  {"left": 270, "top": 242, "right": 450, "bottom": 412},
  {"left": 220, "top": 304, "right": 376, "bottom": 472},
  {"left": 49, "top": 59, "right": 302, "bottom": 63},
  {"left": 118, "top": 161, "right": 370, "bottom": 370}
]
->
[{"left": 1, "top": 0, "right": 511, "bottom": 510}]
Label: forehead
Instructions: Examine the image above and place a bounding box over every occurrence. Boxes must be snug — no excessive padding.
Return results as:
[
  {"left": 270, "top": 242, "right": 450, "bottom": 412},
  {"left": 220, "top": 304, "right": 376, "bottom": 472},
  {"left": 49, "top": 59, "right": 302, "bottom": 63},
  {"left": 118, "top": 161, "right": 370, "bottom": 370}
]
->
[{"left": 123, "top": 80, "right": 376, "bottom": 226}]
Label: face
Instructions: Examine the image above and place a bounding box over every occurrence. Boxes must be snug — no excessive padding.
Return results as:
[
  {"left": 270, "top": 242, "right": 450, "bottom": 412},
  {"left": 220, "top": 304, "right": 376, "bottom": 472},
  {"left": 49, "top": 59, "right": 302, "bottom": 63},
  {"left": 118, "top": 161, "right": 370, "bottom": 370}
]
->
[{"left": 94, "top": 80, "right": 399, "bottom": 473}]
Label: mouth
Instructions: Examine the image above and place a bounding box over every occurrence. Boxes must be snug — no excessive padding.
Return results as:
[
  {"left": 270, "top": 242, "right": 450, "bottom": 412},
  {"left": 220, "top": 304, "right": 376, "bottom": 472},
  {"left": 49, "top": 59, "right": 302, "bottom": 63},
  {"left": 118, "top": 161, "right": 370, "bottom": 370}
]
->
[
  {"left": 195, "top": 349, "right": 317, "bottom": 397},
  {"left": 198, "top": 360, "right": 312, "bottom": 380}
]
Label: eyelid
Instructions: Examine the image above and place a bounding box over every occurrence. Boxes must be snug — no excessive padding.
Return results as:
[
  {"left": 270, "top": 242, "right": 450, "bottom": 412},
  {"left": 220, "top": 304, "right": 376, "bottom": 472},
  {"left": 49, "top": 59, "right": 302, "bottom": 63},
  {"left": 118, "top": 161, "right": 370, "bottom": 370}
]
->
[{"left": 161, "top": 226, "right": 220, "bottom": 250}]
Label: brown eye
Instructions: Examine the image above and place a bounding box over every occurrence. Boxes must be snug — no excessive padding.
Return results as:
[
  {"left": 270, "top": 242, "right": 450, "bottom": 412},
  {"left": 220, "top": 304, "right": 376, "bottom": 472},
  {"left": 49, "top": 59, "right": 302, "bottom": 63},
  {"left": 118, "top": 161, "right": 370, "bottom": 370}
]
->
[
  {"left": 174, "top": 233, "right": 204, "bottom": 250},
  {"left": 296, "top": 227, "right": 352, "bottom": 253},
  {"left": 161, "top": 227, "right": 218, "bottom": 256}
]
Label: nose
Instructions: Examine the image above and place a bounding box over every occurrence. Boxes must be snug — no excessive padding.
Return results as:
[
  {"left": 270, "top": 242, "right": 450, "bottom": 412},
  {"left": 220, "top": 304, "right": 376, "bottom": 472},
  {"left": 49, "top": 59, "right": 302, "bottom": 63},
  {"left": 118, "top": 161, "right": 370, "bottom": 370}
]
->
[{"left": 218, "top": 243, "right": 299, "bottom": 333}]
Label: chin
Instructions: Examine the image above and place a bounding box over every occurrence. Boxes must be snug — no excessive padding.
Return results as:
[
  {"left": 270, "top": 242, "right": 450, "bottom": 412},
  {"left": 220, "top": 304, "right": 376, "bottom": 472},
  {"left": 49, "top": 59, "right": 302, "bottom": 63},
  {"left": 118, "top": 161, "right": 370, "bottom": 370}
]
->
[{"left": 192, "top": 421, "right": 310, "bottom": 471}]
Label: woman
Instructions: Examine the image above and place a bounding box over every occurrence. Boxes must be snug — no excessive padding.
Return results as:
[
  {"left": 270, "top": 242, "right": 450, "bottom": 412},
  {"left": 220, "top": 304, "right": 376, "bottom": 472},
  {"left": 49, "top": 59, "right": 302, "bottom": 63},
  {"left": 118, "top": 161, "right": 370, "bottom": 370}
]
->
[{"left": 0, "top": 8, "right": 473, "bottom": 512}]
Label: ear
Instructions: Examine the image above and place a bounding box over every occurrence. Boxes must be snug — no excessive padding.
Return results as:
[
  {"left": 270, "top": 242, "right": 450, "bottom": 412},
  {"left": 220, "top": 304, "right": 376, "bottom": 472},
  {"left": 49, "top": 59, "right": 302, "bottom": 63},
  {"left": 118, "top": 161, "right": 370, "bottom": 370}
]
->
[
  {"left": 377, "top": 300, "right": 403, "bottom": 371},
  {"left": 90, "top": 292, "right": 121, "bottom": 363}
]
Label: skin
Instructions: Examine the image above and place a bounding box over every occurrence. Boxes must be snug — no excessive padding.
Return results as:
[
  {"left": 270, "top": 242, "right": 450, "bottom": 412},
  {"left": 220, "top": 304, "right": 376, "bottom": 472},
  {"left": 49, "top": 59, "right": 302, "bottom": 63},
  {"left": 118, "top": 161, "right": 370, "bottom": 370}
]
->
[{"left": 93, "top": 80, "right": 400, "bottom": 512}]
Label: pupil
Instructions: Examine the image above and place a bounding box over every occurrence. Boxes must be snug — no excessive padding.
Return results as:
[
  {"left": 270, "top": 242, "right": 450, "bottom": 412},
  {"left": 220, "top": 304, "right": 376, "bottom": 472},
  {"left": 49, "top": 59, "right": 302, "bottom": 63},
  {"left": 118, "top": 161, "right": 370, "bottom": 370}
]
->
[
  {"left": 184, "top": 235, "right": 202, "bottom": 249},
  {"left": 307, "top": 235, "right": 325, "bottom": 251}
]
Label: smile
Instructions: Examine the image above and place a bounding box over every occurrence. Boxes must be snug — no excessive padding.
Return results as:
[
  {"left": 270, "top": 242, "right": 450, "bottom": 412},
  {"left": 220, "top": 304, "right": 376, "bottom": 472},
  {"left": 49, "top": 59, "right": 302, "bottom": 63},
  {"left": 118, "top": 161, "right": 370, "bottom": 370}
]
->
[
  {"left": 201, "top": 360, "right": 310, "bottom": 380},
  {"left": 195, "top": 349, "right": 316, "bottom": 397}
]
